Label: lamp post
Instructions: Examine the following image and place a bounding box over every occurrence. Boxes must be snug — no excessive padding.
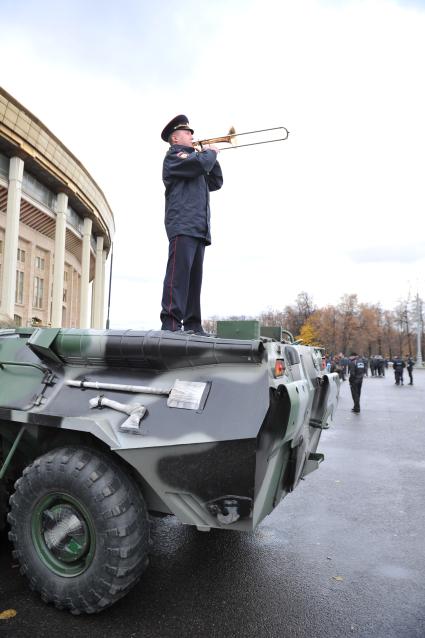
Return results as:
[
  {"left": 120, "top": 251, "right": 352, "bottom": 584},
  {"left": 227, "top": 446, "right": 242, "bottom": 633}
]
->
[{"left": 416, "top": 293, "right": 423, "bottom": 368}]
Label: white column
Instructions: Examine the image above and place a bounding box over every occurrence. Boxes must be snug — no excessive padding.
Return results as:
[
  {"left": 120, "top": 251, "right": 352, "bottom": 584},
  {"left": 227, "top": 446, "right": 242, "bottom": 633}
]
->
[
  {"left": 79, "top": 217, "right": 92, "bottom": 328},
  {"left": 0, "top": 157, "right": 24, "bottom": 320},
  {"left": 51, "top": 192, "right": 68, "bottom": 327},
  {"left": 100, "top": 248, "right": 107, "bottom": 328},
  {"left": 92, "top": 235, "right": 104, "bottom": 328},
  {"left": 416, "top": 294, "right": 423, "bottom": 368}
]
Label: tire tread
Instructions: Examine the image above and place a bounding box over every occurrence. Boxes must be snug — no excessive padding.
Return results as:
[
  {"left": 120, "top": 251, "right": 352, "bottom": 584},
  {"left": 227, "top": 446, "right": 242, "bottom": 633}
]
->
[{"left": 8, "top": 446, "right": 149, "bottom": 614}]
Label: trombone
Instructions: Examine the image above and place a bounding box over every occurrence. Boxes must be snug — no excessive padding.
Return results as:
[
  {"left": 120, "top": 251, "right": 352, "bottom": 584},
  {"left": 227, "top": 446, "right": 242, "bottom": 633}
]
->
[{"left": 193, "top": 126, "right": 289, "bottom": 151}]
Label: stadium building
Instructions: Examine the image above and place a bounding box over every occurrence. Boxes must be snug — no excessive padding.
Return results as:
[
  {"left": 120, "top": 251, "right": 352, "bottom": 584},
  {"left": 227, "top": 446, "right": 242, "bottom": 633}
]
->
[{"left": 0, "top": 87, "right": 114, "bottom": 328}]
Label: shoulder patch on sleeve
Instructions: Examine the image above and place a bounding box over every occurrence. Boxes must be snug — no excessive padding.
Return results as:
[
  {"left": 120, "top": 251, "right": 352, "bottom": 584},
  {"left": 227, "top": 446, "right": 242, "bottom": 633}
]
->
[{"left": 177, "top": 152, "right": 189, "bottom": 159}]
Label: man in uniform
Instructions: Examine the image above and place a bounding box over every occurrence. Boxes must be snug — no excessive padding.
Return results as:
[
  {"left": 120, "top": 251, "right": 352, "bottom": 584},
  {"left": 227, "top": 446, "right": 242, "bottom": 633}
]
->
[
  {"left": 159, "top": 115, "right": 223, "bottom": 334},
  {"left": 348, "top": 352, "right": 366, "bottom": 413},
  {"left": 377, "top": 355, "right": 385, "bottom": 377},
  {"left": 392, "top": 356, "right": 405, "bottom": 385},
  {"left": 406, "top": 355, "right": 415, "bottom": 385}
]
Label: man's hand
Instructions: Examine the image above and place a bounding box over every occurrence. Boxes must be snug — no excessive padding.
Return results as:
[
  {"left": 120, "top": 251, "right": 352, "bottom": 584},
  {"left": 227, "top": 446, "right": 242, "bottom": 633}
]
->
[{"left": 201, "top": 144, "right": 220, "bottom": 153}]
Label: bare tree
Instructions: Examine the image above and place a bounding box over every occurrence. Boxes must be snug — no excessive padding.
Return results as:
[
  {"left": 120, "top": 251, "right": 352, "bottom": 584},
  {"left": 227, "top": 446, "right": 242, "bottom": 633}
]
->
[
  {"left": 337, "top": 294, "right": 359, "bottom": 354},
  {"left": 296, "top": 292, "right": 316, "bottom": 324},
  {"left": 393, "top": 299, "right": 414, "bottom": 356}
]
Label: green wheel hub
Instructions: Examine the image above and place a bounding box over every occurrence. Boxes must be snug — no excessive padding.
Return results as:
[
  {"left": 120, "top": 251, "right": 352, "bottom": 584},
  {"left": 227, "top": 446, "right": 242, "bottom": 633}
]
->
[{"left": 32, "top": 493, "right": 96, "bottom": 577}]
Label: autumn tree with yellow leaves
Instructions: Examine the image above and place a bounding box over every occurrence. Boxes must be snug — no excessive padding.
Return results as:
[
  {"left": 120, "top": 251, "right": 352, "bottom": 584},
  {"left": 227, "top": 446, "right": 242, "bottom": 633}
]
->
[{"left": 205, "top": 291, "right": 424, "bottom": 358}]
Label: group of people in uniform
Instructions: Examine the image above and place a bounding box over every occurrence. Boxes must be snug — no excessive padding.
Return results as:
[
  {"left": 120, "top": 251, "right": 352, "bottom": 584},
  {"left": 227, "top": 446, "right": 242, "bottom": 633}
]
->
[
  {"left": 326, "top": 352, "right": 416, "bottom": 414},
  {"left": 392, "top": 355, "right": 415, "bottom": 386},
  {"left": 327, "top": 354, "right": 388, "bottom": 379},
  {"left": 369, "top": 355, "right": 387, "bottom": 377}
]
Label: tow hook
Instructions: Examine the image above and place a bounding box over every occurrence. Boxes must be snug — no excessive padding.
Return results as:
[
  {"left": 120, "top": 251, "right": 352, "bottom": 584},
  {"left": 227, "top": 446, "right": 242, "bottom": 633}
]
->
[{"left": 206, "top": 496, "right": 252, "bottom": 525}]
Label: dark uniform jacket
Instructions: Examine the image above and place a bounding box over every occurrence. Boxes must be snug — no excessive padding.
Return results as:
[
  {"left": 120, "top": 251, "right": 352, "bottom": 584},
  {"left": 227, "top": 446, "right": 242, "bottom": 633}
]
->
[
  {"left": 162, "top": 144, "right": 223, "bottom": 246},
  {"left": 406, "top": 357, "right": 414, "bottom": 371},
  {"left": 349, "top": 357, "right": 366, "bottom": 379},
  {"left": 393, "top": 358, "right": 405, "bottom": 371}
]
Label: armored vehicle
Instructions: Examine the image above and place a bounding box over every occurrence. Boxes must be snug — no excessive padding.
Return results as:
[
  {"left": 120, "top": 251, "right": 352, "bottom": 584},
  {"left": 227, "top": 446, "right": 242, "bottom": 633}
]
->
[{"left": 0, "top": 325, "right": 339, "bottom": 614}]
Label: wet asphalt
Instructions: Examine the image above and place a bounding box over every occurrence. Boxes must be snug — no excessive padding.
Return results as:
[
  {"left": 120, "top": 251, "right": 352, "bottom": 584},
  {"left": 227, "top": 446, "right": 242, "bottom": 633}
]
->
[{"left": 0, "top": 368, "right": 424, "bottom": 638}]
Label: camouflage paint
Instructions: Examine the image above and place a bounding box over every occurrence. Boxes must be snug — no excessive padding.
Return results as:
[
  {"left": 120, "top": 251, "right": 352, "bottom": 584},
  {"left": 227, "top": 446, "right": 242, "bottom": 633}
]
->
[{"left": 0, "top": 327, "right": 340, "bottom": 531}]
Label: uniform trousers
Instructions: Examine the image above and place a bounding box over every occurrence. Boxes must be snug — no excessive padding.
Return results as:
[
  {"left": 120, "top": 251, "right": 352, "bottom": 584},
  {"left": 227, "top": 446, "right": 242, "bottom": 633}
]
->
[
  {"left": 160, "top": 235, "right": 205, "bottom": 332},
  {"left": 394, "top": 370, "right": 404, "bottom": 385},
  {"left": 349, "top": 377, "right": 363, "bottom": 411}
]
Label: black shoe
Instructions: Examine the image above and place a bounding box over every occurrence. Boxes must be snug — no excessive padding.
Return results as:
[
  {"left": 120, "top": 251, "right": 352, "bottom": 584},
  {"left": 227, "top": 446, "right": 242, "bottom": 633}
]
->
[{"left": 351, "top": 408, "right": 360, "bottom": 413}]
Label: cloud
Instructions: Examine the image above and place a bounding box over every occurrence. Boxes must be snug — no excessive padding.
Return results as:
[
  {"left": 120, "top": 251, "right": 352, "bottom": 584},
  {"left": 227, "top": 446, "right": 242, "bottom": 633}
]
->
[
  {"left": 349, "top": 244, "right": 425, "bottom": 264},
  {"left": 0, "top": 0, "right": 238, "bottom": 85},
  {"left": 2, "top": 0, "right": 425, "bottom": 329},
  {"left": 394, "top": 0, "right": 425, "bottom": 9}
]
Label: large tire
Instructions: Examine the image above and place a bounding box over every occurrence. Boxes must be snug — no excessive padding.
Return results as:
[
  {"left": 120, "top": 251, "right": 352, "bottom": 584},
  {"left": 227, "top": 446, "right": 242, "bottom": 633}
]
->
[{"left": 7, "top": 446, "right": 149, "bottom": 614}]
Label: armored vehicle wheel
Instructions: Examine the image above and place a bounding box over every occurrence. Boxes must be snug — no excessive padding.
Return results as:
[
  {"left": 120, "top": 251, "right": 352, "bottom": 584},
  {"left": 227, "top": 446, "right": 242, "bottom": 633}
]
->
[{"left": 7, "top": 446, "right": 149, "bottom": 614}]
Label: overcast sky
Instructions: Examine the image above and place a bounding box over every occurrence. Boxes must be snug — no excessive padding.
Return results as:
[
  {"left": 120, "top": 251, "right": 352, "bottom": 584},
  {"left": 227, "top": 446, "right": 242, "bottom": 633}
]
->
[{"left": 1, "top": 0, "right": 424, "bottom": 329}]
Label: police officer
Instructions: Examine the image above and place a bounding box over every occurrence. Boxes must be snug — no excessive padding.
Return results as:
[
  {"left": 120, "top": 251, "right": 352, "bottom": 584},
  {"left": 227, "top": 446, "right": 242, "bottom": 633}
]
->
[
  {"left": 159, "top": 115, "right": 223, "bottom": 334},
  {"left": 348, "top": 352, "right": 366, "bottom": 413},
  {"left": 392, "top": 356, "right": 405, "bottom": 385},
  {"left": 377, "top": 355, "right": 385, "bottom": 377},
  {"left": 406, "top": 355, "right": 415, "bottom": 385}
]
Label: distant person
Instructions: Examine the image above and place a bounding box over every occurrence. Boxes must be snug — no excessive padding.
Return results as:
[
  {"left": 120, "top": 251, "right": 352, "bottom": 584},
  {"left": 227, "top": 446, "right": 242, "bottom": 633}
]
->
[
  {"left": 159, "top": 114, "right": 223, "bottom": 334},
  {"left": 363, "top": 356, "right": 369, "bottom": 377},
  {"left": 348, "top": 352, "right": 366, "bottom": 414},
  {"left": 377, "top": 355, "right": 385, "bottom": 377},
  {"left": 392, "top": 356, "right": 405, "bottom": 386},
  {"left": 406, "top": 355, "right": 415, "bottom": 385},
  {"left": 333, "top": 355, "right": 345, "bottom": 381},
  {"left": 341, "top": 354, "right": 350, "bottom": 377}
]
